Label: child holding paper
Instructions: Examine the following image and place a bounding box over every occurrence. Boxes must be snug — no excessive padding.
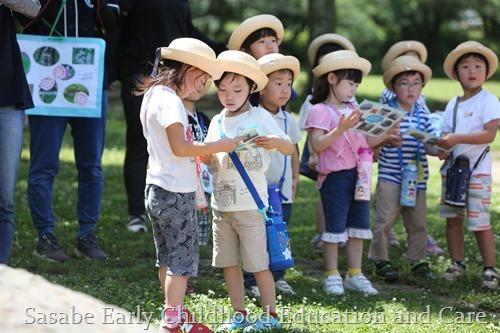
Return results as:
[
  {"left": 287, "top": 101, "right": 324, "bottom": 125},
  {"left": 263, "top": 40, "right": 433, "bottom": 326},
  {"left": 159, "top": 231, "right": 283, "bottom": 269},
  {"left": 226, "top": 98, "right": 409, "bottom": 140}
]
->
[
  {"left": 204, "top": 50, "right": 293, "bottom": 331},
  {"left": 368, "top": 56, "right": 437, "bottom": 283}
]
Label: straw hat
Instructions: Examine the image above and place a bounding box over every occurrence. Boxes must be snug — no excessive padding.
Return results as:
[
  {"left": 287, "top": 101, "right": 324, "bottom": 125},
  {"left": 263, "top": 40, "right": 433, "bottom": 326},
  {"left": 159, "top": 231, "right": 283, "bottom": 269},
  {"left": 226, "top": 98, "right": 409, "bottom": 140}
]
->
[
  {"left": 381, "top": 40, "right": 428, "bottom": 72},
  {"left": 216, "top": 50, "right": 269, "bottom": 92},
  {"left": 383, "top": 55, "right": 432, "bottom": 89},
  {"left": 307, "top": 33, "right": 356, "bottom": 65},
  {"left": 258, "top": 53, "right": 300, "bottom": 79},
  {"left": 443, "top": 40, "right": 498, "bottom": 80},
  {"left": 312, "top": 50, "right": 371, "bottom": 78},
  {"left": 159, "top": 38, "right": 224, "bottom": 80},
  {"left": 227, "top": 14, "right": 284, "bottom": 51}
]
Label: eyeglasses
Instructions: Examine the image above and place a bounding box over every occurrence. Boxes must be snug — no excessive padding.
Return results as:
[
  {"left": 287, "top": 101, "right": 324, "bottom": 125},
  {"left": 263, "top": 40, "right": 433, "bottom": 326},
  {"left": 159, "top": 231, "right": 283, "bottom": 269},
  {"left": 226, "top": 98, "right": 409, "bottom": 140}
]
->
[{"left": 395, "top": 81, "right": 423, "bottom": 89}]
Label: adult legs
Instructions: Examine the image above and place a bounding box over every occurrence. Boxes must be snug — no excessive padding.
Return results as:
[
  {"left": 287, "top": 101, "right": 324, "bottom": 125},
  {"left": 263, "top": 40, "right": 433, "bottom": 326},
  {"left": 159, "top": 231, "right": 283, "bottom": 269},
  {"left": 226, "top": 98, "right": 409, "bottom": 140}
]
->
[
  {"left": 27, "top": 115, "right": 68, "bottom": 238},
  {"left": 0, "top": 107, "right": 25, "bottom": 264},
  {"left": 69, "top": 91, "right": 107, "bottom": 237},
  {"left": 121, "top": 76, "right": 148, "bottom": 217}
]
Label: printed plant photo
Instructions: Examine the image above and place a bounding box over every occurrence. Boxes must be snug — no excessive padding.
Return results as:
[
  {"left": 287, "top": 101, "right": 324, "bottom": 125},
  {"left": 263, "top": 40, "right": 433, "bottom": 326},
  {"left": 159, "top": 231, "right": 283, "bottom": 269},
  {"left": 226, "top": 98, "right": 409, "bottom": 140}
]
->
[
  {"left": 63, "top": 84, "right": 90, "bottom": 106},
  {"left": 33, "top": 46, "right": 60, "bottom": 66},
  {"left": 38, "top": 77, "right": 57, "bottom": 104},
  {"left": 72, "top": 47, "right": 95, "bottom": 65},
  {"left": 53, "top": 64, "right": 75, "bottom": 80}
]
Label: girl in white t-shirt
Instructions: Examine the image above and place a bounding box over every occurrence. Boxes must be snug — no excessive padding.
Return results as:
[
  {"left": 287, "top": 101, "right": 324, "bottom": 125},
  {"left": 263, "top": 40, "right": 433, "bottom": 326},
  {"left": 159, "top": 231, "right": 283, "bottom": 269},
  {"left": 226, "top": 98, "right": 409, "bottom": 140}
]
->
[{"left": 135, "top": 38, "right": 242, "bottom": 333}]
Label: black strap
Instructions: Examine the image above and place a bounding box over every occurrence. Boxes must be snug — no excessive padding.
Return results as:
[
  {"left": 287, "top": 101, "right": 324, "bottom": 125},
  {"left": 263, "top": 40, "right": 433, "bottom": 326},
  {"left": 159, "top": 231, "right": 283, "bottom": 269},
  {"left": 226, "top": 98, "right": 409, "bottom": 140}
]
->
[
  {"left": 451, "top": 96, "right": 460, "bottom": 134},
  {"left": 472, "top": 146, "right": 490, "bottom": 172}
]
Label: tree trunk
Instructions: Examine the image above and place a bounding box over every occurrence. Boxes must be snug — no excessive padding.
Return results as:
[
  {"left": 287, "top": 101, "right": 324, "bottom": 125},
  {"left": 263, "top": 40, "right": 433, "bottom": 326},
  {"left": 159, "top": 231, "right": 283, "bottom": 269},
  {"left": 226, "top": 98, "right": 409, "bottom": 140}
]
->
[{"left": 308, "top": 0, "right": 336, "bottom": 42}]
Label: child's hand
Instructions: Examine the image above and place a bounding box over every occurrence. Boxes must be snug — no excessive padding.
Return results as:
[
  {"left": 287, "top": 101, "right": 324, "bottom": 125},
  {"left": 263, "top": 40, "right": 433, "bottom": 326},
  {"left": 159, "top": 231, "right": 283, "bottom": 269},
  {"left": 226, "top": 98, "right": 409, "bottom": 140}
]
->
[
  {"left": 254, "top": 135, "right": 281, "bottom": 150},
  {"left": 337, "top": 110, "right": 361, "bottom": 133},
  {"left": 437, "top": 133, "right": 459, "bottom": 151},
  {"left": 390, "top": 121, "right": 401, "bottom": 135},
  {"left": 199, "top": 154, "right": 214, "bottom": 165},
  {"left": 438, "top": 150, "right": 450, "bottom": 160},
  {"left": 219, "top": 136, "right": 244, "bottom": 153},
  {"left": 387, "top": 134, "right": 403, "bottom": 147}
]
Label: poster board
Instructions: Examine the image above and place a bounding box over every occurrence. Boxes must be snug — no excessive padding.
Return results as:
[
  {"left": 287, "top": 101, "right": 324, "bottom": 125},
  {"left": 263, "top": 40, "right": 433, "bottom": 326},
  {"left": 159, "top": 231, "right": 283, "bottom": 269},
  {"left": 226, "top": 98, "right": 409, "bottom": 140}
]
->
[
  {"left": 352, "top": 100, "right": 407, "bottom": 137},
  {"left": 17, "top": 34, "right": 105, "bottom": 118}
]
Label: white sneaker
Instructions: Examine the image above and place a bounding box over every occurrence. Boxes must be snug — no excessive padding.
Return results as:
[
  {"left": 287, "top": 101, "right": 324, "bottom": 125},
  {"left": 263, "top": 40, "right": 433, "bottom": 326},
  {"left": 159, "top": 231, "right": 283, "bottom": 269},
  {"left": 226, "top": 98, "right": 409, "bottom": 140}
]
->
[
  {"left": 482, "top": 268, "right": 499, "bottom": 291},
  {"left": 324, "top": 274, "right": 344, "bottom": 295},
  {"left": 441, "top": 263, "right": 466, "bottom": 282},
  {"left": 343, "top": 273, "right": 378, "bottom": 295},
  {"left": 275, "top": 279, "right": 296, "bottom": 295},
  {"left": 244, "top": 285, "right": 261, "bottom": 298}
]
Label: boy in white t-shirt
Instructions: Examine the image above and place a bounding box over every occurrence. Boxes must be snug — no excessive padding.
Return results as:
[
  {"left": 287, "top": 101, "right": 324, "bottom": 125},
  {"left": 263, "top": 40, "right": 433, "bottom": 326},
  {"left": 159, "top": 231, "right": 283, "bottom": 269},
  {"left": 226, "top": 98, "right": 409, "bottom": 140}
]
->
[
  {"left": 437, "top": 41, "right": 500, "bottom": 291},
  {"left": 204, "top": 50, "right": 293, "bottom": 332}
]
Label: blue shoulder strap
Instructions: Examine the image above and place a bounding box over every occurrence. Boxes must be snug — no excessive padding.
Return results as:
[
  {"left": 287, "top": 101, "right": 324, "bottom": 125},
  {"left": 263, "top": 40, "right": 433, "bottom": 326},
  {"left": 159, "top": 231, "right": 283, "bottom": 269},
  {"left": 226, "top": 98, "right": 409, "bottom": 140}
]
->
[{"left": 218, "top": 115, "right": 270, "bottom": 219}]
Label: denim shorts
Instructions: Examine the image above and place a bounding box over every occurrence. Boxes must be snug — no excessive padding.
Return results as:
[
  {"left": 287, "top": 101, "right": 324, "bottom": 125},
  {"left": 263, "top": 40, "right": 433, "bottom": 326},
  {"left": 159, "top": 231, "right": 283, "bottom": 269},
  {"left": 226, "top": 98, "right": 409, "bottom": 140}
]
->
[{"left": 320, "top": 168, "right": 372, "bottom": 243}]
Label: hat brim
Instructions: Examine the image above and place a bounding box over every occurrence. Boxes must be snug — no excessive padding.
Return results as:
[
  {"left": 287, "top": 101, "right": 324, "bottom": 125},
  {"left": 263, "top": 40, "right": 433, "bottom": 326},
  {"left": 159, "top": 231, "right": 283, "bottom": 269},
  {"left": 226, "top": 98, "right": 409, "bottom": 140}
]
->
[
  {"left": 218, "top": 59, "right": 269, "bottom": 92},
  {"left": 312, "top": 57, "right": 371, "bottom": 78},
  {"left": 228, "top": 14, "right": 284, "bottom": 51},
  {"left": 161, "top": 48, "right": 224, "bottom": 80},
  {"left": 383, "top": 62, "right": 432, "bottom": 89},
  {"left": 443, "top": 42, "right": 498, "bottom": 80},
  {"left": 307, "top": 34, "right": 356, "bottom": 65},
  {"left": 381, "top": 41, "right": 428, "bottom": 72},
  {"left": 259, "top": 55, "right": 300, "bottom": 80}
]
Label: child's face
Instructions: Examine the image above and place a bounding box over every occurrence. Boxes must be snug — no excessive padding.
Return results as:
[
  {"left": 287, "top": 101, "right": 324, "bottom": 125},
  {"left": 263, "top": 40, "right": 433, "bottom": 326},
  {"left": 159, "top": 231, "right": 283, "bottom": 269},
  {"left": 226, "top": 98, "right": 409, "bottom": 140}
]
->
[
  {"left": 217, "top": 73, "right": 252, "bottom": 114},
  {"left": 393, "top": 72, "right": 424, "bottom": 109},
  {"left": 181, "top": 67, "right": 210, "bottom": 99},
  {"left": 260, "top": 71, "right": 293, "bottom": 111},
  {"left": 456, "top": 55, "right": 487, "bottom": 89},
  {"left": 247, "top": 36, "right": 279, "bottom": 59},
  {"left": 328, "top": 73, "right": 359, "bottom": 104}
]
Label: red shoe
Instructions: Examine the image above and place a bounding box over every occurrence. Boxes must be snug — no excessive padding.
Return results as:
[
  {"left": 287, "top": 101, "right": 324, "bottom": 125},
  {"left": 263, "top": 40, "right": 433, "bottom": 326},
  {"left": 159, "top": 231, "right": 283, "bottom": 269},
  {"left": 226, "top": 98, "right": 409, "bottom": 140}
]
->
[{"left": 160, "top": 308, "right": 213, "bottom": 333}]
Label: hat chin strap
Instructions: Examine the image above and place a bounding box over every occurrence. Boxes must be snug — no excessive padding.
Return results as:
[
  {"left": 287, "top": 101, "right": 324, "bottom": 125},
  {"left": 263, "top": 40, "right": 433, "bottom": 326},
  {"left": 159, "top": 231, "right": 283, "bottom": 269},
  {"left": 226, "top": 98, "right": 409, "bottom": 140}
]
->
[{"left": 150, "top": 48, "right": 162, "bottom": 77}]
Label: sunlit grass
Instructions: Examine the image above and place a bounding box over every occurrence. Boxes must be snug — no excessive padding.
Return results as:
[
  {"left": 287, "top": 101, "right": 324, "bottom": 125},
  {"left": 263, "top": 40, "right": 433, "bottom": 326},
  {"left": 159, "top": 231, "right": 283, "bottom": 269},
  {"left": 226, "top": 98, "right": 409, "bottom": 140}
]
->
[{"left": 9, "top": 88, "right": 500, "bottom": 332}]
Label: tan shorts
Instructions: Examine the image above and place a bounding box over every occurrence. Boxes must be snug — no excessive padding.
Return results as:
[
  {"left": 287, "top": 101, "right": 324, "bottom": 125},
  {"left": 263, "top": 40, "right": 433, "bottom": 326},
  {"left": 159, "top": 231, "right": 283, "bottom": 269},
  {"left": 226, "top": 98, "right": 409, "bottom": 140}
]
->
[{"left": 212, "top": 209, "right": 269, "bottom": 272}]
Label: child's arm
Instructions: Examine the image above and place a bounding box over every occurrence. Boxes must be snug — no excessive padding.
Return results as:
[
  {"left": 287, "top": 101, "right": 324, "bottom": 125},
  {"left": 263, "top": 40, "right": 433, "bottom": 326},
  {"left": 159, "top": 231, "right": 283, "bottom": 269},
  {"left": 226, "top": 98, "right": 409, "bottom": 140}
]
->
[
  {"left": 310, "top": 110, "right": 361, "bottom": 153},
  {"left": 367, "top": 122, "right": 402, "bottom": 148},
  {"left": 254, "top": 135, "right": 294, "bottom": 155},
  {"left": 166, "top": 123, "right": 242, "bottom": 157},
  {"left": 437, "top": 119, "right": 499, "bottom": 150}
]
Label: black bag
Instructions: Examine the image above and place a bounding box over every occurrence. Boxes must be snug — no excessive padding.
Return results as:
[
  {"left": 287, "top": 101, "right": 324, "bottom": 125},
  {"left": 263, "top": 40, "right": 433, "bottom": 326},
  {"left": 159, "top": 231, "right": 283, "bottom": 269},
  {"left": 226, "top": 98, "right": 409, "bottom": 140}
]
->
[
  {"left": 444, "top": 147, "right": 490, "bottom": 207},
  {"left": 445, "top": 155, "right": 470, "bottom": 207}
]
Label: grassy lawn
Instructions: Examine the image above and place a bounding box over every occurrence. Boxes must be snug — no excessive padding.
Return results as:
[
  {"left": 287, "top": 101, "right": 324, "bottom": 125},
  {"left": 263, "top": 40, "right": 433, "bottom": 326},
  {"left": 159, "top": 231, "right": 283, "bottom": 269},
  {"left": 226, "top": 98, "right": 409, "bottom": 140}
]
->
[{"left": 9, "top": 76, "right": 500, "bottom": 332}]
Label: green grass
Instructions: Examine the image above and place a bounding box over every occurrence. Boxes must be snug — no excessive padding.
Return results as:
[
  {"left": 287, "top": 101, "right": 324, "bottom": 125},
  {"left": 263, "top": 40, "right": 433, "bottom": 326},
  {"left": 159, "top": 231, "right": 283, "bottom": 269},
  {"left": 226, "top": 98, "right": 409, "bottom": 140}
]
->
[{"left": 9, "top": 79, "right": 500, "bottom": 332}]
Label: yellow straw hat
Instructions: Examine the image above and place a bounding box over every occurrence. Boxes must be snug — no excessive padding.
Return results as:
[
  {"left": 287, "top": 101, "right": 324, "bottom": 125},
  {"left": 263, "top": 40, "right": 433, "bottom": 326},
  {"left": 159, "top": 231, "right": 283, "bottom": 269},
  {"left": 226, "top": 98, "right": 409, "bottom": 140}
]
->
[
  {"left": 216, "top": 50, "right": 269, "bottom": 92},
  {"left": 227, "top": 14, "right": 284, "bottom": 51},
  {"left": 312, "top": 50, "right": 371, "bottom": 78},
  {"left": 158, "top": 38, "right": 224, "bottom": 80},
  {"left": 381, "top": 40, "right": 428, "bottom": 72},
  {"left": 383, "top": 55, "right": 432, "bottom": 89},
  {"left": 258, "top": 53, "right": 300, "bottom": 79},
  {"left": 443, "top": 40, "right": 498, "bottom": 80},
  {"left": 307, "top": 33, "right": 356, "bottom": 65}
]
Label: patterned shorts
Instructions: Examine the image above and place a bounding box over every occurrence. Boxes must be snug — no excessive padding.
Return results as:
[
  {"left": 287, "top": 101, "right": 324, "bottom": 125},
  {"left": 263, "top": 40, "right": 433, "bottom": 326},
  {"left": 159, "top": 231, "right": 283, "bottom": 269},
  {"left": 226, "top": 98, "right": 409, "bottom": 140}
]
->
[
  {"left": 439, "top": 174, "right": 492, "bottom": 231},
  {"left": 145, "top": 184, "right": 199, "bottom": 277}
]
